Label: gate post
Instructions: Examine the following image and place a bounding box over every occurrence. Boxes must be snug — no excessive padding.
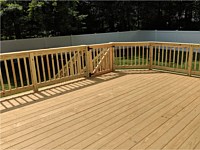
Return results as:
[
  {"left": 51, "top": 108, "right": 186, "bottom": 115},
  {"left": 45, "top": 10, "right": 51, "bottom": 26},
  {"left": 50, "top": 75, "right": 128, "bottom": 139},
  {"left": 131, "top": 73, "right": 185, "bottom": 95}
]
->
[
  {"left": 85, "top": 46, "right": 92, "bottom": 77},
  {"left": 110, "top": 44, "right": 115, "bottom": 72}
]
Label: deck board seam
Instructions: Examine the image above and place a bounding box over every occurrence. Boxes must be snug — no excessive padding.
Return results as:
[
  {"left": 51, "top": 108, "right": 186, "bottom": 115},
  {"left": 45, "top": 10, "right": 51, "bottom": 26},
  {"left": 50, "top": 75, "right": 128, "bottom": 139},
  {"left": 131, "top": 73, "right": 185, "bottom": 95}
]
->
[
  {"left": 78, "top": 80, "right": 200, "bottom": 149},
  {"left": 177, "top": 121, "right": 200, "bottom": 149},
  {"left": 1, "top": 73, "right": 155, "bottom": 123},
  {"left": 1, "top": 72, "right": 199, "bottom": 150},
  {"left": 43, "top": 76, "right": 195, "bottom": 150},
  {"left": 99, "top": 87, "right": 200, "bottom": 150},
  {"left": 136, "top": 97, "right": 200, "bottom": 150},
  {"left": 1, "top": 74, "right": 169, "bottom": 132},
  {"left": 1, "top": 74, "right": 178, "bottom": 149}
]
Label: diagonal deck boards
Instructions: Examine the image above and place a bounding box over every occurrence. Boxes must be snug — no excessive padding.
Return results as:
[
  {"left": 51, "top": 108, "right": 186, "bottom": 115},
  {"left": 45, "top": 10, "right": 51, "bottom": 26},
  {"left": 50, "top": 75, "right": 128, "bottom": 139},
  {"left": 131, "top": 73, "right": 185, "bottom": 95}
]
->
[{"left": 0, "top": 70, "right": 200, "bottom": 150}]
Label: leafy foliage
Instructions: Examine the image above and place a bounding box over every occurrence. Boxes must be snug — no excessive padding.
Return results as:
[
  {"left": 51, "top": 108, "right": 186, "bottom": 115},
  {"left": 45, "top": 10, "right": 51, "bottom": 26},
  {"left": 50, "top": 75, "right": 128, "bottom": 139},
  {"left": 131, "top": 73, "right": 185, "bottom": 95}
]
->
[{"left": 1, "top": 1, "right": 200, "bottom": 40}]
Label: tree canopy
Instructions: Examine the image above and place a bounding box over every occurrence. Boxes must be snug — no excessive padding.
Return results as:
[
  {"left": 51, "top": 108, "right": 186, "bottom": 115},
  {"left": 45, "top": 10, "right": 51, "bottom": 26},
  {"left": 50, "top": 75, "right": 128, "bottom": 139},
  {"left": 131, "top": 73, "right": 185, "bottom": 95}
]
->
[{"left": 1, "top": 0, "right": 200, "bottom": 40}]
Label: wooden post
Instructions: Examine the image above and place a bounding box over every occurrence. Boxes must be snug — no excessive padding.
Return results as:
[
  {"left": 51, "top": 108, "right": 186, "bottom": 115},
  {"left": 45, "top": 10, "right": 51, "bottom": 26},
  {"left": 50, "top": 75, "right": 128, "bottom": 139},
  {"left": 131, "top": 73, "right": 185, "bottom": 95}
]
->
[
  {"left": 188, "top": 45, "right": 194, "bottom": 76},
  {"left": 85, "top": 46, "right": 92, "bottom": 77},
  {"left": 149, "top": 45, "right": 153, "bottom": 70},
  {"left": 111, "top": 46, "right": 115, "bottom": 71},
  {"left": 29, "top": 53, "right": 38, "bottom": 92},
  {"left": 89, "top": 49, "right": 93, "bottom": 74},
  {"left": 108, "top": 49, "right": 110, "bottom": 70}
]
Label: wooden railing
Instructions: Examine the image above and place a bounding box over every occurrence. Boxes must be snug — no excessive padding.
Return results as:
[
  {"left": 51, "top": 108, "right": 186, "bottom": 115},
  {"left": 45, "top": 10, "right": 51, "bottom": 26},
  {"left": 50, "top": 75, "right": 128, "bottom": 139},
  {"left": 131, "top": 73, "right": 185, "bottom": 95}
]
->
[
  {"left": 113, "top": 42, "right": 150, "bottom": 69},
  {"left": 113, "top": 42, "right": 200, "bottom": 76},
  {"left": 0, "top": 51, "right": 33, "bottom": 97},
  {"left": 0, "top": 46, "right": 87, "bottom": 97},
  {"left": 0, "top": 42, "right": 199, "bottom": 97},
  {"left": 151, "top": 42, "right": 200, "bottom": 76}
]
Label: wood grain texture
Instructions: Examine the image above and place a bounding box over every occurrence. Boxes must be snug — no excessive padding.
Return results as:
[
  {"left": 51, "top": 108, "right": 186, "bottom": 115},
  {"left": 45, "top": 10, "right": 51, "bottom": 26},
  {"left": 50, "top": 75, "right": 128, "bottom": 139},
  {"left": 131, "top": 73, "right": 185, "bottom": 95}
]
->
[{"left": 1, "top": 71, "right": 200, "bottom": 150}]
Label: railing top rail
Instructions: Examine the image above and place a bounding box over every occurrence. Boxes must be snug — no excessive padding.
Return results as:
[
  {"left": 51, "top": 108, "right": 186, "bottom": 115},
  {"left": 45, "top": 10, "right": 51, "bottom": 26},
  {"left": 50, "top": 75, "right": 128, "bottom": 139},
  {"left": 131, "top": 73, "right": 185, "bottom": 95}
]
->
[
  {"left": 111, "top": 41, "right": 200, "bottom": 47},
  {"left": 1, "top": 41, "right": 199, "bottom": 59},
  {"left": 150, "top": 41, "right": 200, "bottom": 48},
  {"left": 88, "top": 43, "right": 113, "bottom": 49},
  {"left": 0, "top": 45, "right": 88, "bottom": 58},
  {"left": 111, "top": 42, "right": 151, "bottom": 46}
]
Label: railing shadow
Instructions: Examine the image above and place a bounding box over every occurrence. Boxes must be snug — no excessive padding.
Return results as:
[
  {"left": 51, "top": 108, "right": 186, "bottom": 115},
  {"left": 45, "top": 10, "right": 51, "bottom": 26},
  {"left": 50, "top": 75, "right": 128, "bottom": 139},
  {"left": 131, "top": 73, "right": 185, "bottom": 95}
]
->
[{"left": 0, "top": 69, "right": 160, "bottom": 113}]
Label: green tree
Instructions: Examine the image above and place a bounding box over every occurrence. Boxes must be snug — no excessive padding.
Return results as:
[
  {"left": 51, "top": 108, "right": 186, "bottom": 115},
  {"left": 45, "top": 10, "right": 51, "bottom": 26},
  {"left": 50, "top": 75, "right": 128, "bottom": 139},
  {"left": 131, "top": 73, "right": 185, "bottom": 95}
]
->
[
  {"left": 1, "top": 1, "right": 24, "bottom": 39},
  {"left": 1, "top": 1, "right": 200, "bottom": 40}
]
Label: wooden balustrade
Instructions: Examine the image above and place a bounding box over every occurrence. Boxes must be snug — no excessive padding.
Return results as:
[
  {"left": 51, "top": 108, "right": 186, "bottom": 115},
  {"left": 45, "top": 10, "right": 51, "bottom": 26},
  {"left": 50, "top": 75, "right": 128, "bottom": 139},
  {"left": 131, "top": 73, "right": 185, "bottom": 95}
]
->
[
  {"left": 113, "top": 42, "right": 150, "bottom": 69},
  {"left": 0, "top": 42, "right": 199, "bottom": 97},
  {"left": 0, "top": 46, "right": 87, "bottom": 97},
  {"left": 0, "top": 52, "right": 33, "bottom": 96},
  {"left": 192, "top": 46, "right": 200, "bottom": 76}
]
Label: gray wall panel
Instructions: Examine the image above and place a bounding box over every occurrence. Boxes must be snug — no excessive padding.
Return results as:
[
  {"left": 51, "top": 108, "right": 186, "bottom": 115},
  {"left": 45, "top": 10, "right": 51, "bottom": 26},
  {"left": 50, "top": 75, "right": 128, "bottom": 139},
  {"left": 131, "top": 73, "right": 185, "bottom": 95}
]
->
[
  {"left": 44, "top": 36, "right": 71, "bottom": 48},
  {"left": 1, "top": 30, "right": 200, "bottom": 53},
  {"left": 155, "top": 31, "right": 200, "bottom": 43},
  {"left": 71, "top": 34, "right": 97, "bottom": 45},
  {"left": 1, "top": 38, "right": 45, "bottom": 53},
  {"left": 132, "top": 31, "right": 155, "bottom": 41}
]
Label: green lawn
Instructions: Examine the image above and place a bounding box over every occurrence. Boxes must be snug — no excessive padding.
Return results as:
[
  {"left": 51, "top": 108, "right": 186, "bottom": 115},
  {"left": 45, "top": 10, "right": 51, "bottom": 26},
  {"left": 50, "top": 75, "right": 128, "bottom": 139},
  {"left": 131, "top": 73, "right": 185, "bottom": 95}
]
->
[{"left": 114, "top": 57, "right": 200, "bottom": 70}]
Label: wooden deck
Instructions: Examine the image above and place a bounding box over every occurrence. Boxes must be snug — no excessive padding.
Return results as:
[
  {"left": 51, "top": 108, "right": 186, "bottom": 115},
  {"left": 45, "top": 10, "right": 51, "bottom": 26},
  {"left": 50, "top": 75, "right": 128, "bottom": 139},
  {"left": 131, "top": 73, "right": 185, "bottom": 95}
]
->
[{"left": 1, "top": 70, "right": 200, "bottom": 150}]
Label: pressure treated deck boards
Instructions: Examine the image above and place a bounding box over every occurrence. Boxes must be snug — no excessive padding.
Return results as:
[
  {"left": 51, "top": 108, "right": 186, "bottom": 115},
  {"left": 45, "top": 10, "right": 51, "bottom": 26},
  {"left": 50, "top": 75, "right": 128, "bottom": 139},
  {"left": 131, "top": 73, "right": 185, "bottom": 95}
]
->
[{"left": 0, "top": 70, "right": 200, "bottom": 150}]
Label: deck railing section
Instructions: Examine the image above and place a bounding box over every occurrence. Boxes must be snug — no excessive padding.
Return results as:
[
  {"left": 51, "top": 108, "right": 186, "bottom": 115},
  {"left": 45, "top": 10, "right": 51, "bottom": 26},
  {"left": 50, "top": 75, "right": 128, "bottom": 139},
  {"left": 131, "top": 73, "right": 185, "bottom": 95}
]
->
[
  {"left": 0, "top": 42, "right": 199, "bottom": 97},
  {"left": 192, "top": 46, "right": 200, "bottom": 76},
  {"left": 31, "top": 46, "right": 87, "bottom": 90},
  {"left": 151, "top": 42, "right": 200, "bottom": 76},
  {"left": 0, "top": 46, "right": 87, "bottom": 96},
  {"left": 151, "top": 43, "right": 194, "bottom": 75},
  {"left": 0, "top": 52, "right": 33, "bottom": 96},
  {"left": 113, "top": 42, "right": 150, "bottom": 69}
]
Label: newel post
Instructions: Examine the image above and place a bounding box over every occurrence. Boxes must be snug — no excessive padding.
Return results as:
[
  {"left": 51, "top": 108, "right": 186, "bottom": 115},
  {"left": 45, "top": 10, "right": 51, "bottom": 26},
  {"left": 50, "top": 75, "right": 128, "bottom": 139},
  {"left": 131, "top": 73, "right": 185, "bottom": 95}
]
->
[
  {"left": 85, "top": 46, "right": 92, "bottom": 77},
  {"left": 109, "top": 43, "right": 115, "bottom": 71},
  {"left": 188, "top": 45, "right": 194, "bottom": 76},
  {"left": 149, "top": 44, "right": 153, "bottom": 70},
  {"left": 29, "top": 52, "right": 38, "bottom": 92}
]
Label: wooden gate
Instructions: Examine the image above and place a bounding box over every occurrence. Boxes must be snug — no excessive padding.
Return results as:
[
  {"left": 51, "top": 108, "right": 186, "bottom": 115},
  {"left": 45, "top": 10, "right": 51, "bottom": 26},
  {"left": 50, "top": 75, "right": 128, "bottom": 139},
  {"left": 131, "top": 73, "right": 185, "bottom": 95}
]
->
[{"left": 86, "top": 43, "right": 114, "bottom": 77}]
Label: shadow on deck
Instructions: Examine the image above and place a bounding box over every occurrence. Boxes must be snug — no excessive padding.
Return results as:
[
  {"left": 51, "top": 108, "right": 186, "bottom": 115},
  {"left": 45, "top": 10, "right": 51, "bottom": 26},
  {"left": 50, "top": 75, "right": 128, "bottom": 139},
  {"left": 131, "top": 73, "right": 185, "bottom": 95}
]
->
[
  {"left": 0, "top": 70, "right": 159, "bottom": 113},
  {"left": 1, "top": 70, "right": 200, "bottom": 150}
]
